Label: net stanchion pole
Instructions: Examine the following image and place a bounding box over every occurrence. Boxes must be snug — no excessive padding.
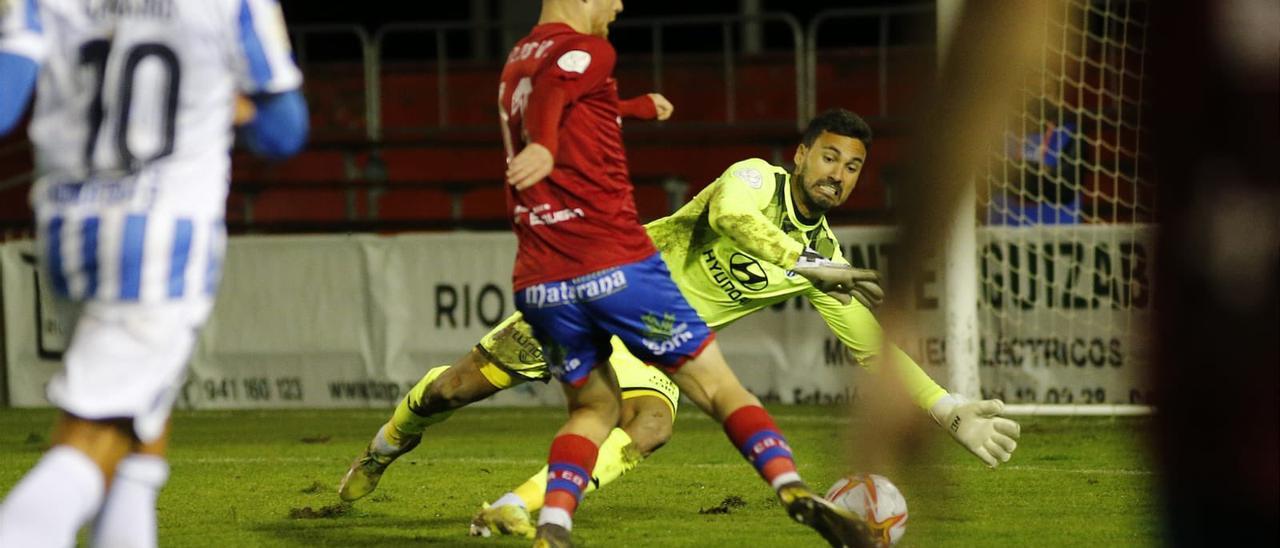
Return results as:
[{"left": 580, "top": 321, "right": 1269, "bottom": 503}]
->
[
  {"left": 1003, "top": 404, "right": 1157, "bottom": 417},
  {"left": 937, "top": 0, "right": 981, "bottom": 399}
]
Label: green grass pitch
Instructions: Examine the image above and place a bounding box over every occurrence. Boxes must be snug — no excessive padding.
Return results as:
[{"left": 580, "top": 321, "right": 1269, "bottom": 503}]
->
[{"left": 0, "top": 407, "right": 1159, "bottom": 547}]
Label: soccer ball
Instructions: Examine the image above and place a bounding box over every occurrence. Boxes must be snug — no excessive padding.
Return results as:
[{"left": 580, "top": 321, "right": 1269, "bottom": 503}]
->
[{"left": 824, "top": 474, "right": 908, "bottom": 547}]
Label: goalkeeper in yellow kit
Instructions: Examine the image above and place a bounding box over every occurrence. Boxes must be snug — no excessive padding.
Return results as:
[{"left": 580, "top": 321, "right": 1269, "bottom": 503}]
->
[{"left": 338, "top": 109, "right": 1021, "bottom": 538}]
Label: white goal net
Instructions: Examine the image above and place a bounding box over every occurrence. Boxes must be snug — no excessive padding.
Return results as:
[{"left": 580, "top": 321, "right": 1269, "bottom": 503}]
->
[{"left": 975, "top": 0, "right": 1155, "bottom": 412}]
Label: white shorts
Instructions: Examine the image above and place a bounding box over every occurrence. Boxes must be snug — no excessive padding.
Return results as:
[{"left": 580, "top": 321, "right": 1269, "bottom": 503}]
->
[
  {"left": 45, "top": 299, "right": 209, "bottom": 443},
  {"left": 33, "top": 174, "right": 223, "bottom": 443}
]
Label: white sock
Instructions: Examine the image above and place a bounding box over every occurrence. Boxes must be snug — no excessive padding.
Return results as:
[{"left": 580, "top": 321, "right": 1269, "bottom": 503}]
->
[
  {"left": 0, "top": 446, "right": 106, "bottom": 547},
  {"left": 770, "top": 471, "right": 803, "bottom": 491},
  {"left": 492, "top": 492, "right": 526, "bottom": 509},
  {"left": 91, "top": 454, "right": 170, "bottom": 548},
  {"left": 537, "top": 506, "right": 573, "bottom": 531},
  {"left": 372, "top": 424, "right": 401, "bottom": 456}
]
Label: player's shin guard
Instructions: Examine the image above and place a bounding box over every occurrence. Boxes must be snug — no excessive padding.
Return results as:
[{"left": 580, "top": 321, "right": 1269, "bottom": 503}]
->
[
  {"left": 0, "top": 446, "right": 105, "bottom": 547},
  {"left": 513, "top": 428, "right": 638, "bottom": 512},
  {"left": 384, "top": 365, "right": 454, "bottom": 449},
  {"left": 537, "top": 434, "right": 599, "bottom": 531},
  {"left": 91, "top": 454, "right": 169, "bottom": 548},
  {"left": 723, "top": 405, "right": 801, "bottom": 490}
]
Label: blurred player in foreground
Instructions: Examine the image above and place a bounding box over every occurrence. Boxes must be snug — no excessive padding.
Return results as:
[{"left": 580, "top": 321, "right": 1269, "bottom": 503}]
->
[
  {"left": 0, "top": 1, "right": 307, "bottom": 546},
  {"left": 1148, "top": 2, "right": 1278, "bottom": 544},
  {"left": 343, "top": 103, "right": 1018, "bottom": 544}
]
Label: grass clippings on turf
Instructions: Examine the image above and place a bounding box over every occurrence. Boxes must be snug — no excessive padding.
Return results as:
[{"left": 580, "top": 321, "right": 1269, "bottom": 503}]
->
[{"left": 699, "top": 495, "right": 748, "bottom": 515}]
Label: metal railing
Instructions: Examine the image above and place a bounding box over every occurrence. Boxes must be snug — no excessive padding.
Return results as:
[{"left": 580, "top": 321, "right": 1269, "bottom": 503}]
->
[
  {"left": 1, "top": 7, "right": 935, "bottom": 230},
  {"left": 610, "top": 13, "right": 807, "bottom": 130},
  {"left": 288, "top": 25, "right": 376, "bottom": 140},
  {"left": 371, "top": 20, "right": 510, "bottom": 137},
  {"left": 286, "top": 9, "right": 931, "bottom": 139},
  {"left": 367, "top": 14, "right": 807, "bottom": 134},
  {"left": 806, "top": 4, "right": 935, "bottom": 119}
]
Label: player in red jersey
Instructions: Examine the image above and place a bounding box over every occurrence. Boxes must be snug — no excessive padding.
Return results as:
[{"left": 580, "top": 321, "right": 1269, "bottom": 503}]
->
[
  {"left": 499, "top": 2, "right": 875, "bottom": 547},
  {"left": 500, "top": 7, "right": 655, "bottom": 287}
]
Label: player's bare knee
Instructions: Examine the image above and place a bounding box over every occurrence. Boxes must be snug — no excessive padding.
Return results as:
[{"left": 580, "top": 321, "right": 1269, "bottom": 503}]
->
[
  {"left": 622, "top": 398, "right": 673, "bottom": 455},
  {"left": 596, "top": 396, "right": 623, "bottom": 426},
  {"left": 629, "top": 414, "right": 672, "bottom": 456},
  {"left": 731, "top": 386, "right": 762, "bottom": 409},
  {"left": 420, "top": 357, "right": 495, "bottom": 412},
  {"left": 423, "top": 371, "right": 470, "bottom": 412},
  {"left": 51, "top": 414, "right": 135, "bottom": 480},
  {"left": 134, "top": 420, "right": 172, "bottom": 456},
  {"left": 574, "top": 393, "right": 621, "bottom": 427}
]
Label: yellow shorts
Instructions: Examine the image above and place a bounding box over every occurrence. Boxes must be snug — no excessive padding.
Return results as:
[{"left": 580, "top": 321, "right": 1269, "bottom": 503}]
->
[
  {"left": 475, "top": 312, "right": 680, "bottom": 418},
  {"left": 475, "top": 312, "right": 547, "bottom": 384}
]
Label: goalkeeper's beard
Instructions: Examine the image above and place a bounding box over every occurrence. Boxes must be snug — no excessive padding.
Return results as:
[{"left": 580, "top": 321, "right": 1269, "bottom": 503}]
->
[{"left": 794, "top": 172, "right": 839, "bottom": 216}]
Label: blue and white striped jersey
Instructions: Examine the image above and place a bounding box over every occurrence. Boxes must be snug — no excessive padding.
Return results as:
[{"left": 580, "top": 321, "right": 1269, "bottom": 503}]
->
[
  {"left": 22, "top": 0, "right": 303, "bottom": 304},
  {"left": 26, "top": 0, "right": 302, "bottom": 211}
]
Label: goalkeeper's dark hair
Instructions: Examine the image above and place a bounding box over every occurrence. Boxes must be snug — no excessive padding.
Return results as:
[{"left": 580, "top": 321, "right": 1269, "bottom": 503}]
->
[{"left": 802, "top": 108, "right": 873, "bottom": 149}]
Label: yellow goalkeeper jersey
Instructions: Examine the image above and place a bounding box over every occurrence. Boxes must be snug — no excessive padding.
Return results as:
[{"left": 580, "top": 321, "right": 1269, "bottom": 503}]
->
[{"left": 645, "top": 158, "right": 947, "bottom": 410}]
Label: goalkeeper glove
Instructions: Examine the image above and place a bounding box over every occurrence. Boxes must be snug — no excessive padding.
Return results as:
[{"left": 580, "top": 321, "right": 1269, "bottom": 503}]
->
[
  {"left": 793, "top": 248, "right": 883, "bottom": 309},
  {"left": 929, "top": 393, "right": 1021, "bottom": 468}
]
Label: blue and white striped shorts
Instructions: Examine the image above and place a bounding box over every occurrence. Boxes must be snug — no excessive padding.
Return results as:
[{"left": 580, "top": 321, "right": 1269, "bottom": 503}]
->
[
  {"left": 32, "top": 176, "right": 226, "bottom": 441},
  {"left": 37, "top": 208, "right": 225, "bottom": 305}
]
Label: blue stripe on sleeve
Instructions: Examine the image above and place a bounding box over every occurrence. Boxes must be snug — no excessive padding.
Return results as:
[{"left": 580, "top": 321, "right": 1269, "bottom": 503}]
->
[
  {"left": 24, "top": 0, "right": 42, "bottom": 32},
  {"left": 80, "top": 217, "right": 101, "bottom": 298},
  {"left": 245, "top": 90, "right": 309, "bottom": 160},
  {"left": 46, "top": 216, "right": 68, "bottom": 298},
  {"left": 168, "top": 218, "right": 193, "bottom": 298},
  {"left": 238, "top": 0, "right": 274, "bottom": 90},
  {"left": 0, "top": 53, "right": 39, "bottom": 136},
  {"left": 119, "top": 214, "right": 148, "bottom": 300}
]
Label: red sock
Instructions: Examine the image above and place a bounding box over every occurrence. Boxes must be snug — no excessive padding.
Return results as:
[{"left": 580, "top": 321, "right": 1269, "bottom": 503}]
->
[
  {"left": 542, "top": 434, "right": 600, "bottom": 520},
  {"left": 724, "top": 405, "right": 801, "bottom": 489}
]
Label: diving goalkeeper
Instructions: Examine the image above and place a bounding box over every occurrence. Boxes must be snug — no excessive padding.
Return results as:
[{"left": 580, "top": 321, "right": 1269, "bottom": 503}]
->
[{"left": 337, "top": 109, "right": 1021, "bottom": 537}]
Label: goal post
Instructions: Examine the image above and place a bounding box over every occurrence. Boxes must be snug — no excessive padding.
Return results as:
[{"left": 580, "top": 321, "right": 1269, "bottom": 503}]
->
[{"left": 936, "top": 0, "right": 981, "bottom": 403}]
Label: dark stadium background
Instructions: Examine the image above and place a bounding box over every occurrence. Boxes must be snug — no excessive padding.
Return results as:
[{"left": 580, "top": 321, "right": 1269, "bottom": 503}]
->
[
  {"left": 279, "top": 0, "right": 925, "bottom": 48},
  {"left": 278, "top": 1, "right": 936, "bottom": 68},
  {"left": 0, "top": 0, "right": 941, "bottom": 234}
]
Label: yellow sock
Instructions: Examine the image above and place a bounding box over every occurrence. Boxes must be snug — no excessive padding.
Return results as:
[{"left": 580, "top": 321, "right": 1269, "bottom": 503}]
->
[
  {"left": 384, "top": 365, "right": 453, "bottom": 448},
  {"left": 513, "top": 428, "right": 640, "bottom": 512},
  {"left": 589, "top": 428, "right": 642, "bottom": 495},
  {"left": 511, "top": 466, "right": 548, "bottom": 512}
]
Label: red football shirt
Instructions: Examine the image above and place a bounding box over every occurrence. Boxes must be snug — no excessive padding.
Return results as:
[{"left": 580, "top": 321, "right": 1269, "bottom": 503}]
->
[{"left": 499, "top": 23, "right": 656, "bottom": 290}]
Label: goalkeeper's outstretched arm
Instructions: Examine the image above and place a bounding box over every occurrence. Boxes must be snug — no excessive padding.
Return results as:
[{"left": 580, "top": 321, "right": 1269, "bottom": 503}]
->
[{"left": 808, "top": 288, "right": 1021, "bottom": 467}]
